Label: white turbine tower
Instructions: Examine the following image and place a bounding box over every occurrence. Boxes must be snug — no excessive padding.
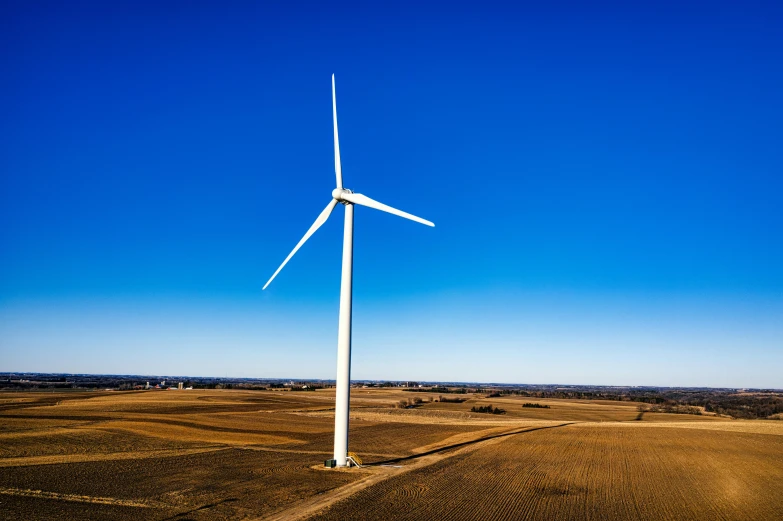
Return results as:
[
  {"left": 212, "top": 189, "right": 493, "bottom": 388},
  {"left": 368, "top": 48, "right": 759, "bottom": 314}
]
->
[{"left": 263, "top": 75, "right": 434, "bottom": 468}]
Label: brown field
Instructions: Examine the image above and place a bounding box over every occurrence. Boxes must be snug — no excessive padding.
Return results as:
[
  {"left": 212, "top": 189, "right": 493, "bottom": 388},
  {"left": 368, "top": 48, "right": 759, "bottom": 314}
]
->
[{"left": 1, "top": 389, "right": 781, "bottom": 520}]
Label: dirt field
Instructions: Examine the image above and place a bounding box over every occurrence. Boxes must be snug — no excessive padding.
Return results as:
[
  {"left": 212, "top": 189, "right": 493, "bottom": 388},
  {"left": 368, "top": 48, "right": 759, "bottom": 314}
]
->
[{"left": 1, "top": 389, "right": 781, "bottom": 520}]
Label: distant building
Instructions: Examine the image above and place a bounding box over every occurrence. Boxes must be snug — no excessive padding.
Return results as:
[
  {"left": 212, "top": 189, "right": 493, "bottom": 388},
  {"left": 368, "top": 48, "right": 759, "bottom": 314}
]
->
[{"left": 178, "top": 382, "right": 183, "bottom": 390}]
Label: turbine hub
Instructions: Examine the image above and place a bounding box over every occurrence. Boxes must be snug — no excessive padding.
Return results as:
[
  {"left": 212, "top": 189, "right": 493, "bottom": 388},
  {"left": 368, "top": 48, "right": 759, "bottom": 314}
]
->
[{"left": 332, "top": 188, "right": 352, "bottom": 202}]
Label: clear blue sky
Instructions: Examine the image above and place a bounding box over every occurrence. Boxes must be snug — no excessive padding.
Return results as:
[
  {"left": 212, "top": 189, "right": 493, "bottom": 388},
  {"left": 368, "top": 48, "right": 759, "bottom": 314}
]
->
[{"left": 1, "top": 2, "right": 781, "bottom": 388}]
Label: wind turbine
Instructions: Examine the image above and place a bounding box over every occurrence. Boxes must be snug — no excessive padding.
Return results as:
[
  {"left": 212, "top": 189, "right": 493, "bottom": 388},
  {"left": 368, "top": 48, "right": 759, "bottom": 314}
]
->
[{"left": 263, "top": 75, "right": 434, "bottom": 467}]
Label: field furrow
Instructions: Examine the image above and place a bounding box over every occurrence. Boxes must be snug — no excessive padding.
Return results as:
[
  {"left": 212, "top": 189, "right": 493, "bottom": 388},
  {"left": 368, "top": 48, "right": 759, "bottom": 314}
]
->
[{"left": 2, "top": 389, "right": 781, "bottom": 521}]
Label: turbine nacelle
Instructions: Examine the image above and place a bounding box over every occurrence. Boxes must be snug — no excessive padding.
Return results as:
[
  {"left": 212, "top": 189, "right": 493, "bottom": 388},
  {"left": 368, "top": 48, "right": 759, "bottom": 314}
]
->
[{"left": 332, "top": 188, "right": 353, "bottom": 202}]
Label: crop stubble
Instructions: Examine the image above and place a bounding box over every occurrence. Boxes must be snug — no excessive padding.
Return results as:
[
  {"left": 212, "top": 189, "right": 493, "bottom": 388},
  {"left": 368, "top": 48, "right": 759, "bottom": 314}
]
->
[
  {"left": 309, "top": 421, "right": 783, "bottom": 521},
  {"left": 2, "top": 390, "right": 781, "bottom": 520},
  {"left": 0, "top": 390, "right": 494, "bottom": 519}
]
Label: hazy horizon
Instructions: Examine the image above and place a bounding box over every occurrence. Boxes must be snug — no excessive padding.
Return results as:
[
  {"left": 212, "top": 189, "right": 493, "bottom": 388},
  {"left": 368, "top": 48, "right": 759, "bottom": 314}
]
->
[
  {"left": 3, "top": 289, "right": 781, "bottom": 389},
  {"left": 4, "top": 370, "right": 781, "bottom": 391}
]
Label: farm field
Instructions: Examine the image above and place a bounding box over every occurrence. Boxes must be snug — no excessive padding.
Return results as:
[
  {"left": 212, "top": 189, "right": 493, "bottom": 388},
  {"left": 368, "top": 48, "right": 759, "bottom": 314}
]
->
[{"left": 1, "top": 389, "right": 781, "bottom": 520}]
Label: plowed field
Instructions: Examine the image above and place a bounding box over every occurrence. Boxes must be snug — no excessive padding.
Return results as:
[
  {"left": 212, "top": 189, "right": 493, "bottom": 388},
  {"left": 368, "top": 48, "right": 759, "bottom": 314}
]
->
[
  {"left": 1, "top": 389, "right": 781, "bottom": 520},
  {"left": 309, "top": 422, "right": 783, "bottom": 521}
]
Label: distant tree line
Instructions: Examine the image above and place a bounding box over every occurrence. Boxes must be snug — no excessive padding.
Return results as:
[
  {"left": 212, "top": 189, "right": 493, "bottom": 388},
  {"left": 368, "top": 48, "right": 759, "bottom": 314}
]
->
[
  {"left": 397, "top": 397, "right": 431, "bottom": 409},
  {"left": 700, "top": 396, "right": 783, "bottom": 419},
  {"left": 483, "top": 389, "right": 782, "bottom": 420},
  {"left": 404, "top": 386, "right": 473, "bottom": 394},
  {"left": 471, "top": 404, "right": 506, "bottom": 415},
  {"left": 438, "top": 396, "right": 467, "bottom": 403},
  {"left": 638, "top": 404, "right": 702, "bottom": 415}
]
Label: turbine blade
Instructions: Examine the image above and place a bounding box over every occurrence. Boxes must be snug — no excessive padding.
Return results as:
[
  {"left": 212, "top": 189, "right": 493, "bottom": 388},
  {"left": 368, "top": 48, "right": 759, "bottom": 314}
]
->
[
  {"left": 332, "top": 74, "right": 343, "bottom": 189},
  {"left": 341, "top": 192, "right": 434, "bottom": 227},
  {"left": 263, "top": 199, "right": 339, "bottom": 290}
]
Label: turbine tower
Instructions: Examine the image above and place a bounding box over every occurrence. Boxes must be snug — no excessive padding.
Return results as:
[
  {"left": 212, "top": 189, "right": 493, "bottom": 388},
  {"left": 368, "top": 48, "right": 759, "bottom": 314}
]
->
[{"left": 263, "top": 75, "right": 434, "bottom": 467}]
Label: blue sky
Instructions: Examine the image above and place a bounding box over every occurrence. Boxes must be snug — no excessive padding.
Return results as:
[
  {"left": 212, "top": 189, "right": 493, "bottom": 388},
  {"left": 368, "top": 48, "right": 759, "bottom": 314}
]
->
[{"left": 1, "top": 2, "right": 781, "bottom": 387}]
